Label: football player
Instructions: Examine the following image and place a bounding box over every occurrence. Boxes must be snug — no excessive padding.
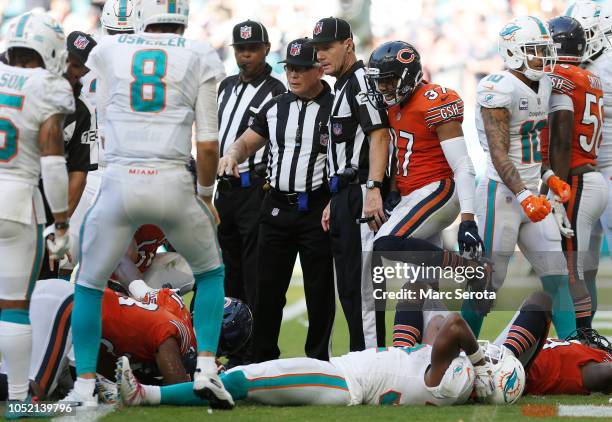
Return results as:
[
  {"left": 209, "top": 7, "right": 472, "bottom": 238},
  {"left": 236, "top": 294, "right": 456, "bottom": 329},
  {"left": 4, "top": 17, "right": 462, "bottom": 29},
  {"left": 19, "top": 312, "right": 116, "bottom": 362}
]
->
[
  {"left": 540, "top": 16, "right": 607, "bottom": 330},
  {"left": 566, "top": 0, "right": 612, "bottom": 325},
  {"left": 65, "top": 0, "right": 232, "bottom": 409},
  {"left": 365, "top": 41, "right": 480, "bottom": 257},
  {"left": 466, "top": 16, "right": 576, "bottom": 339},
  {"left": 0, "top": 11, "right": 74, "bottom": 413},
  {"left": 117, "top": 312, "right": 524, "bottom": 407}
]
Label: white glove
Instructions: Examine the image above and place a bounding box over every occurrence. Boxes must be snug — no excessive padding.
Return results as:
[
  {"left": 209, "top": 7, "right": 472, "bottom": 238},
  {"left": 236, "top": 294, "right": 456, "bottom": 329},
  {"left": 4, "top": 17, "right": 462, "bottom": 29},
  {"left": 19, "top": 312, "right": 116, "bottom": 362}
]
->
[
  {"left": 44, "top": 225, "right": 71, "bottom": 270},
  {"left": 550, "top": 195, "right": 574, "bottom": 238},
  {"left": 474, "top": 362, "right": 495, "bottom": 400}
]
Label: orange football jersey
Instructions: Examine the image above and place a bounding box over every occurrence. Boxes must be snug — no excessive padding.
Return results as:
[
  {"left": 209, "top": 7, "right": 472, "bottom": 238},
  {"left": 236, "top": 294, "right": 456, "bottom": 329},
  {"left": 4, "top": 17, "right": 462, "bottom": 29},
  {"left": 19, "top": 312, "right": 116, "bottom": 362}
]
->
[
  {"left": 541, "top": 63, "right": 604, "bottom": 168},
  {"left": 133, "top": 224, "right": 166, "bottom": 273},
  {"left": 142, "top": 288, "right": 193, "bottom": 329},
  {"left": 525, "top": 338, "right": 611, "bottom": 395},
  {"left": 388, "top": 82, "right": 462, "bottom": 196},
  {"left": 101, "top": 289, "right": 195, "bottom": 362}
]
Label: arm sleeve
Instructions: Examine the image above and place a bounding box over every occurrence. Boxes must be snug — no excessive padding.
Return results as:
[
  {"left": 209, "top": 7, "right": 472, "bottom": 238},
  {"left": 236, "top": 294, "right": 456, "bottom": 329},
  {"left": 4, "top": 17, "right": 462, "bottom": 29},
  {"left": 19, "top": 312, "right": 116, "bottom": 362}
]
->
[
  {"left": 440, "top": 136, "right": 476, "bottom": 214},
  {"left": 549, "top": 93, "right": 574, "bottom": 112},
  {"left": 195, "top": 78, "right": 219, "bottom": 142},
  {"left": 40, "top": 156, "right": 69, "bottom": 214},
  {"left": 353, "top": 77, "right": 390, "bottom": 134}
]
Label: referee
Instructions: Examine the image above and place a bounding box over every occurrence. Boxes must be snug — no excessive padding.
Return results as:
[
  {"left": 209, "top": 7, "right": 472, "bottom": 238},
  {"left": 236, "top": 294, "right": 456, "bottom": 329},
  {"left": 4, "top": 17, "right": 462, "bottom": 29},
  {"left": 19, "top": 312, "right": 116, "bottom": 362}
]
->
[
  {"left": 310, "top": 17, "right": 391, "bottom": 351},
  {"left": 216, "top": 20, "right": 286, "bottom": 309},
  {"left": 218, "top": 38, "right": 335, "bottom": 362}
]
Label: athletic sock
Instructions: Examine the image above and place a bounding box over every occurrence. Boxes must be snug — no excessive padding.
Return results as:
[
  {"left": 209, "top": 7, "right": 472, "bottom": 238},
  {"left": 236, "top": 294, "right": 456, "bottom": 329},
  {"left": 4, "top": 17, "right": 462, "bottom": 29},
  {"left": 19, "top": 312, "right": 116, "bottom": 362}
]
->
[
  {"left": 573, "top": 296, "right": 592, "bottom": 329},
  {"left": 192, "top": 266, "right": 225, "bottom": 353},
  {"left": 74, "top": 377, "right": 96, "bottom": 398},
  {"left": 143, "top": 385, "right": 161, "bottom": 405},
  {"left": 460, "top": 299, "right": 485, "bottom": 337},
  {"left": 502, "top": 304, "right": 548, "bottom": 359},
  {"left": 540, "top": 275, "right": 576, "bottom": 339},
  {"left": 72, "top": 284, "right": 103, "bottom": 375},
  {"left": 0, "top": 313, "right": 32, "bottom": 401},
  {"left": 392, "top": 310, "right": 423, "bottom": 347}
]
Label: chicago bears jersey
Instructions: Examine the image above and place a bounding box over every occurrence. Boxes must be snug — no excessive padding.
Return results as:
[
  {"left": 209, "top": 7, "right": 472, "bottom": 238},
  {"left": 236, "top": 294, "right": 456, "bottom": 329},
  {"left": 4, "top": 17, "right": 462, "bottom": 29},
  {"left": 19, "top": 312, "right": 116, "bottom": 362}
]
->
[
  {"left": 540, "top": 64, "right": 603, "bottom": 168},
  {"left": 525, "top": 338, "right": 611, "bottom": 395},
  {"left": 389, "top": 83, "right": 460, "bottom": 196},
  {"left": 585, "top": 52, "right": 612, "bottom": 168},
  {"left": 133, "top": 224, "right": 166, "bottom": 273},
  {"left": 86, "top": 33, "right": 224, "bottom": 166},
  {"left": 476, "top": 71, "right": 551, "bottom": 190},
  {"left": 331, "top": 345, "right": 473, "bottom": 406}
]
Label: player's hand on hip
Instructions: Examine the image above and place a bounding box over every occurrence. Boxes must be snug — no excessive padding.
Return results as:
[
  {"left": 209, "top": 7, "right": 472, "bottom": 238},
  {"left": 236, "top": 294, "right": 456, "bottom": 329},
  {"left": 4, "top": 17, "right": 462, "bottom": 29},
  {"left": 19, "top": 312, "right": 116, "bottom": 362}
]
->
[
  {"left": 550, "top": 196, "right": 574, "bottom": 238},
  {"left": 364, "top": 188, "right": 387, "bottom": 232},
  {"left": 519, "top": 194, "right": 551, "bottom": 223},
  {"left": 321, "top": 201, "right": 331, "bottom": 232},
  {"left": 547, "top": 175, "right": 571, "bottom": 203},
  {"left": 458, "top": 219, "right": 484, "bottom": 257},
  {"left": 474, "top": 361, "right": 495, "bottom": 400},
  {"left": 44, "top": 224, "right": 71, "bottom": 271},
  {"left": 200, "top": 195, "right": 220, "bottom": 225},
  {"left": 217, "top": 156, "right": 240, "bottom": 178}
]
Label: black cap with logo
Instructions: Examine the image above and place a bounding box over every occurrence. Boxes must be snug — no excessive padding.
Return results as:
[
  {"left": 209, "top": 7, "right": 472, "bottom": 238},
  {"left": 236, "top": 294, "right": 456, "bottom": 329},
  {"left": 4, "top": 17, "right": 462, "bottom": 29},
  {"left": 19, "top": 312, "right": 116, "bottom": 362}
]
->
[
  {"left": 310, "top": 17, "right": 352, "bottom": 44},
  {"left": 67, "top": 31, "right": 97, "bottom": 66},
  {"left": 279, "top": 38, "right": 317, "bottom": 66},
  {"left": 231, "top": 20, "right": 269, "bottom": 45}
]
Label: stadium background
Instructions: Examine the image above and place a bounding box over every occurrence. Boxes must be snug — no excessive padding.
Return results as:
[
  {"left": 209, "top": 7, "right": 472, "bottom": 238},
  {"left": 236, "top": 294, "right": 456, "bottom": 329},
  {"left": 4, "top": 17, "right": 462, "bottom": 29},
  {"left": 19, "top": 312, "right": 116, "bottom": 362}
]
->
[{"left": 1, "top": 1, "right": 611, "bottom": 419}]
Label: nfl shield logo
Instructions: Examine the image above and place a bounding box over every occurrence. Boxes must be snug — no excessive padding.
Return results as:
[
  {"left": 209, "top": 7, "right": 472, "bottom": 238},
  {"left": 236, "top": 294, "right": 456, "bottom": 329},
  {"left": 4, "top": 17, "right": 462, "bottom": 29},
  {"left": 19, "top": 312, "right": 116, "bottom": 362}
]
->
[
  {"left": 240, "top": 26, "right": 252, "bottom": 39},
  {"left": 320, "top": 133, "right": 329, "bottom": 147},
  {"left": 314, "top": 21, "right": 324, "bottom": 35},
  {"left": 74, "top": 35, "right": 89, "bottom": 50},
  {"left": 332, "top": 123, "right": 342, "bottom": 136},
  {"left": 290, "top": 42, "right": 302, "bottom": 56},
  {"left": 271, "top": 208, "right": 279, "bottom": 216}
]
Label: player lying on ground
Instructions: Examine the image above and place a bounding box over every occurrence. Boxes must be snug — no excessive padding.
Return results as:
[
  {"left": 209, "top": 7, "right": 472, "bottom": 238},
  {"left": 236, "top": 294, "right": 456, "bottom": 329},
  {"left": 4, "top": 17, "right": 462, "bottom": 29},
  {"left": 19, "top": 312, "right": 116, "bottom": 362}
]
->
[{"left": 117, "top": 312, "right": 524, "bottom": 407}]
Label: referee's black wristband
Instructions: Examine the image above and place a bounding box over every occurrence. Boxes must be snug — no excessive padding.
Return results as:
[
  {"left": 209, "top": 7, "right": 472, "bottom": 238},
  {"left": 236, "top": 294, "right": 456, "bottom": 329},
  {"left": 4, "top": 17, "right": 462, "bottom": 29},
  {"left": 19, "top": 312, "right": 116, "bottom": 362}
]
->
[{"left": 54, "top": 221, "right": 70, "bottom": 231}]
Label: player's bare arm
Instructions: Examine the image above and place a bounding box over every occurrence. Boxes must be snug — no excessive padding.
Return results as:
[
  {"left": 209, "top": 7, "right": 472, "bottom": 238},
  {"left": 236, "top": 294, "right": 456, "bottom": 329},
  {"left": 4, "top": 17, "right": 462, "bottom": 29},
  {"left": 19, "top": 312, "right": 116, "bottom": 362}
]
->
[
  {"left": 482, "top": 107, "right": 525, "bottom": 195},
  {"left": 217, "top": 128, "right": 267, "bottom": 178},
  {"left": 548, "top": 110, "right": 573, "bottom": 182},
  {"left": 155, "top": 337, "right": 191, "bottom": 385},
  {"left": 365, "top": 127, "right": 391, "bottom": 231},
  {"left": 68, "top": 171, "right": 87, "bottom": 216},
  {"left": 581, "top": 362, "right": 612, "bottom": 394},
  {"left": 196, "top": 140, "right": 221, "bottom": 223}
]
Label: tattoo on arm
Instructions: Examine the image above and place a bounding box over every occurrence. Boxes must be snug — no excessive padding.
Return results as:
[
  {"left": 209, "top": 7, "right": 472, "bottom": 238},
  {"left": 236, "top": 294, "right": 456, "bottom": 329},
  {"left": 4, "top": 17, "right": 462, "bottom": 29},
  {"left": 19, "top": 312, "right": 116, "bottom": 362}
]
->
[{"left": 482, "top": 107, "right": 526, "bottom": 194}]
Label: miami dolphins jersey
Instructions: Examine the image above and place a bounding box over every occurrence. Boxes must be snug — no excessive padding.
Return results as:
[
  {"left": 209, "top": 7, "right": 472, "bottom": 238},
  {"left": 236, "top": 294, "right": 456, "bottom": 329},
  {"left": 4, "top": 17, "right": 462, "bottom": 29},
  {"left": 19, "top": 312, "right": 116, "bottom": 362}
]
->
[
  {"left": 331, "top": 345, "right": 473, "bottom": 406},
  {"left": 86, "top": 33, "right": 224, "bottom": 167},
  {"left": 476, "top": 71, "right": 551, "bottom": 191},
  {"left": 585, "top": 51, "right": 612, "bottom": 168}
]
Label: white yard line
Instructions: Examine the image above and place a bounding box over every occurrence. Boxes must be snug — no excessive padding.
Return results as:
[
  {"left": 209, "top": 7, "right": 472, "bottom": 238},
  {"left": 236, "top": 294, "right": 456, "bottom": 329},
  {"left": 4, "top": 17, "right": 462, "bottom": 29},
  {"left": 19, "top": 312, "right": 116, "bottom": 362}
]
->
[
  {"left": 557, "top": 405, "right": 612, "bottom": 418},
  {"left": 282, "top": 298, "right": 307, "bottom": 322}
]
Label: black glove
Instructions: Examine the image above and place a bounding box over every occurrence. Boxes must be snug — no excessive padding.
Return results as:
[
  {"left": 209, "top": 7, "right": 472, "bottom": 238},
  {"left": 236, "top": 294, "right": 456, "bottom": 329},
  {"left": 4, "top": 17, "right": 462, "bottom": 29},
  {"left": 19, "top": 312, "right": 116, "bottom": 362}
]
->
[
  {"left": 383, "top": 190, "right": 401, "bottom": 218},
  {"left": 458, "top": 220, "right": 484, "bottom": 256}
]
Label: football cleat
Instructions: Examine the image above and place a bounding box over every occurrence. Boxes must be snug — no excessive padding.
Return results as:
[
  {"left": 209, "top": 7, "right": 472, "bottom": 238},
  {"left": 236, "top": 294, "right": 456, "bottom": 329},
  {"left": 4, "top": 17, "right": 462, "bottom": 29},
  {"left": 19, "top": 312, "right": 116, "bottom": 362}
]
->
[
  {"left": 193, "top": 359, "right": 234, "bottom": 410},
  {"left": 58, "top": 386, "right": 99, "bottom": 410},
  {"left": 116, "top": 355, "right": 146, "bottom": 406},
  {"left": 96, "top": 374, "right": 118, "bottom": 405}
]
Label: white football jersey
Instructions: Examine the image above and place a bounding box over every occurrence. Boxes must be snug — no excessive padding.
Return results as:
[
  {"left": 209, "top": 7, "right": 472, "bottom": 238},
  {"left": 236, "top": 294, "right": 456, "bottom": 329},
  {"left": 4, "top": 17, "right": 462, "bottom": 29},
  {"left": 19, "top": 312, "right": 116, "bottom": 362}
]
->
[
  {"left": 585, "top": 52, "right": 612, "bottom": 168},
  {"left": 86, "top": 33, "right": 224, "bottom": 167},
  {"left": 331, "top": 345, "right": 472, "bottom": 406},
  {"left": 476, "top": 71, "right": 551, "bottom": 191}
]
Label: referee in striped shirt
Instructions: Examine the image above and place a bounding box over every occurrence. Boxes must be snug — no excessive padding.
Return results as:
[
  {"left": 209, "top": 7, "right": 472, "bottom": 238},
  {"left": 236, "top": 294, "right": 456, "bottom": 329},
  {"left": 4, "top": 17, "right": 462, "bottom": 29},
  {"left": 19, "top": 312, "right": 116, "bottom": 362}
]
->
[
  {"left": 310, "top": 17, "right": 391, "bottom": 351},
  {"left": 218, "top": 38, "right": 335, "bottom": 362},
  {"left": 216, "top": 20, "right": 286, "bottom": 311}
]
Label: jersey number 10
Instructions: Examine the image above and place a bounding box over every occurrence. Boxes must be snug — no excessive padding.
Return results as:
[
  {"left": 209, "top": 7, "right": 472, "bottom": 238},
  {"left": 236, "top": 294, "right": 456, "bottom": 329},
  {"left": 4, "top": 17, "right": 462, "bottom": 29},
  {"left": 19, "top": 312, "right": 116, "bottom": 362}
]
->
[
  {"left": 519, "top": 120, "right": 546, "bottom": 164},
  {"left": 130, "top": 49, "right": 167, "bottom": 113}
]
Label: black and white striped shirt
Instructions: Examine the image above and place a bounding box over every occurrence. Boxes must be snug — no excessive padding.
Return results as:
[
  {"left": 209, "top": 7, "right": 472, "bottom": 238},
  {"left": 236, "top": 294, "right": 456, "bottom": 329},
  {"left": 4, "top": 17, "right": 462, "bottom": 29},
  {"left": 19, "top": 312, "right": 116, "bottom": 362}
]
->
[
  {"left": 250, "top": 81, "right": 333, "bottom": 192},
  {"left": 328, "top": 60, "right": 389, "bottom": 178},
  {"left": 217, "top": 64, "right": 286, "bottom": 173}
]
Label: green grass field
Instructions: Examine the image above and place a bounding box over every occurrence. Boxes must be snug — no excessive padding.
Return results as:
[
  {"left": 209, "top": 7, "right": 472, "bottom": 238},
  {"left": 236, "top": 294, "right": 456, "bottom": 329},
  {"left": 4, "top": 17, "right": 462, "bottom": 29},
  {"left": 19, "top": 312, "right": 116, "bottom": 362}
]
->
[{"left": 99, "top": 280, "right": 612, "bottom": 421}]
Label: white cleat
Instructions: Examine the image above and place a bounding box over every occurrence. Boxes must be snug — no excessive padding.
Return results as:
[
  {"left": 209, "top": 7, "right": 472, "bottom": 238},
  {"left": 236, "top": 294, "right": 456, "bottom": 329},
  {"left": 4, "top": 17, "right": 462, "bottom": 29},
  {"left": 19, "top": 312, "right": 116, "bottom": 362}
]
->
[
  {"left": 96, "top": 374, "right": 118, "bottom": 405},
  {"left": 193, "top": 367, "right": 234, "bottom": 410},
  {"left": 115, "top": 355, "right": 146, "bottom": 406},
  {"left": 59, "top": 387, "right": 98, "bottom": 410}
]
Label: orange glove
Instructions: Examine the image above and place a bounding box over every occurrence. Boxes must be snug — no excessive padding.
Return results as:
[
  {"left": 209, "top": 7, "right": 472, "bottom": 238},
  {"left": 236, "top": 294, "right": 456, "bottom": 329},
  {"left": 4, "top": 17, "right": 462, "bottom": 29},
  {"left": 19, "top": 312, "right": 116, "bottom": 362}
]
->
[
  {"left": 518, "top": 191, "right": 551, "bottom": 223},
  {"left": 547, "top": 175, "right": 571, "bottom": 203}
]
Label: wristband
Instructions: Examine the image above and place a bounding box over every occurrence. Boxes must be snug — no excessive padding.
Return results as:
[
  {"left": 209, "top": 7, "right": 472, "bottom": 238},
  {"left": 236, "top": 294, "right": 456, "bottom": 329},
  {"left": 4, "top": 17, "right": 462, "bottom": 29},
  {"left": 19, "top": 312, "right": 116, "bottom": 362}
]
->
[
  {"left": 54, "top": 221, "right": 70, "bottom": 231},
  {"left": 542, "top": 169, "right": 555, "bottom": 185},
  {"left": 197, "top": 182, "right": 215, "bottom": 197},
  {"left": 516, "top": 188, "right": 532, "bottom": 203},
  {"left": 468, "top": 347, "right": 485, "bottom": 364}
]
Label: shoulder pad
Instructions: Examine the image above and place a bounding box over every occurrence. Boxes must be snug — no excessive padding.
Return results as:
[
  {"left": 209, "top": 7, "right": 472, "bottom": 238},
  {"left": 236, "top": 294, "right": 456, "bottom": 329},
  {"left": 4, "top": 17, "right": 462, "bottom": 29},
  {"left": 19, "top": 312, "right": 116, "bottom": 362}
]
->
[{"left": 477, "top": 73, "right": 513, "bottom": 108}]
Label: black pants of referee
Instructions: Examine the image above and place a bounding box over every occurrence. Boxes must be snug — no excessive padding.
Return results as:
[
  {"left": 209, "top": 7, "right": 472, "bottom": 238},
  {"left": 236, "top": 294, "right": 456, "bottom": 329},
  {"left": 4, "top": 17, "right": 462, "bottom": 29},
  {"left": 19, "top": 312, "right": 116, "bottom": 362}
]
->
[
  {"left": 253, "top": 188, "right": 335, "bottom": 362},
  {"left": 215, "top": 177, "right": 265, "bottom": 308},
  {"left": 330, "top": 183, "right": 386, "bottom": 351}
]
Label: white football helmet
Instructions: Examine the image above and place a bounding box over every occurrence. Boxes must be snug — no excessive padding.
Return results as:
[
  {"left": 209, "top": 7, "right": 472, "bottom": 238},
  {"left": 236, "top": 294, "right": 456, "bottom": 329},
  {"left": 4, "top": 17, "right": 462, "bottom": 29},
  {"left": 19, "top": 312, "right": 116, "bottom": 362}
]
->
[
  {"left": 498, "top": 16, "right": 557, "bottom": 81},
  {"left": 565, "top": 0, "right": 608, "bottom": 61},
  {"left": 5, "top": 11, "right": 67, "bottom": 76},
  {"left": 481, "top": 342, "right": 526, "bottom": 405},
  {"left": 134, "top": 0, "right": 189, "bottom": 33},
  {"left": 101, "top": 0, "right": 135, "bottom": 34},
  {"left": 598, "top": 1, "right": 612, "bottom": 49}
]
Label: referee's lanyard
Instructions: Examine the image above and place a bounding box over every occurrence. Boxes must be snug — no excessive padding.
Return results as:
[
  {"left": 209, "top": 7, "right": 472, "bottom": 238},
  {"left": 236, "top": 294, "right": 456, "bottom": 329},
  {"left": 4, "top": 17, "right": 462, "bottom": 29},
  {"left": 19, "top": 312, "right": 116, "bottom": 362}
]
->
[{"left": 294, "top": 99, "right": 309, "bottom": 211}]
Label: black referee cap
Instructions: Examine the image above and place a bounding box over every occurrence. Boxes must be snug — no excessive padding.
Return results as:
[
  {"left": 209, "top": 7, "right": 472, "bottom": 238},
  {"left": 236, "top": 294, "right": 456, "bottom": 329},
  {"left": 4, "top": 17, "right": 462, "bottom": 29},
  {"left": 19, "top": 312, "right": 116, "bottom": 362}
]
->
[
  {"left": 279, "top": 38, "right": 317, "bottom": 66},
  {"left": 310, "top": 17, "right": 352, "bottom": 44},
  {"left": 231, "top": 20, "right": 269, "bottom": 45},
  {"left": 67, "top": 31, "right": 97, "bottom": 66}
]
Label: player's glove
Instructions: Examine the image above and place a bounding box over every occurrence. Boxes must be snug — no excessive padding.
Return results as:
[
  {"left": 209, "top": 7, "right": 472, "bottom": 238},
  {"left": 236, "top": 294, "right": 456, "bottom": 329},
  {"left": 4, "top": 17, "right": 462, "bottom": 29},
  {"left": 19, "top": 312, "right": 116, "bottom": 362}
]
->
[
  {"left": 458, "top": 220, "right": 484, "bottom": 257},
  {"left": 550, "top": 196, "right": 574, "bottom": 238},
  {"left": 517, "top": 190, "right": 551, "bottom": 223},
  {"left": 44, "top": 224, "right": 71, "bottom": 268},
  {"left": 383, "top": 190, "right": 401, "bottom": 218},
  {"left": 545, "top": 173, "right": 571, "bottom": 203},
  {"left": 474, "top": 361, "right": 495, "bottom": 400}
]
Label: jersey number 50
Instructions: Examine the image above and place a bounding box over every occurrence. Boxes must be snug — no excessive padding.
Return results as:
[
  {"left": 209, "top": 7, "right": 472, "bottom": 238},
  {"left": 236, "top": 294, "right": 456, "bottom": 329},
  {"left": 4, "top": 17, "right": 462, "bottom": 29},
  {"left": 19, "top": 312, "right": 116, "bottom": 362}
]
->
[{"left": 130, "top": 49, "right": 167, "bottom": 113}]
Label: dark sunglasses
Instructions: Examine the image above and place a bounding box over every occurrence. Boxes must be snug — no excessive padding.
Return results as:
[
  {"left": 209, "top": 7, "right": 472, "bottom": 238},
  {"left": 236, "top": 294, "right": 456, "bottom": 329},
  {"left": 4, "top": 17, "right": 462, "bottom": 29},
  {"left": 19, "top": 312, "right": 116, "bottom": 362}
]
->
[{"left": 284, "top": 64, "right": 316, "bottom": 73}]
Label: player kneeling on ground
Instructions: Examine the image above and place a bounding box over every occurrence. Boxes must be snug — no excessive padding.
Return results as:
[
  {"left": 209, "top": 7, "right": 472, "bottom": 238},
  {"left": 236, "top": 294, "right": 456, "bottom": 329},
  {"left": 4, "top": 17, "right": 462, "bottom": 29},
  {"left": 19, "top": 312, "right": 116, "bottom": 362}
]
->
[{"left": 117, "top": 313, "right": 523, "bottom": 407}]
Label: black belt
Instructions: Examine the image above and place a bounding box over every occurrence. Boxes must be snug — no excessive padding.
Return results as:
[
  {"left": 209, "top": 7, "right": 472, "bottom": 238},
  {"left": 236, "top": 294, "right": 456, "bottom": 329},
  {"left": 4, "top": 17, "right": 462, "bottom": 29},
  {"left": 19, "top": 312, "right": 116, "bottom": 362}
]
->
[
  {"left": 217, "top": 170, "right": 262, "bottom": 192},
  {"left": 329, "top": 168, "right": 369, "bottom": 193},
  {"left": 269, "top": 186, "right": 329, "bottom": 209}
]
